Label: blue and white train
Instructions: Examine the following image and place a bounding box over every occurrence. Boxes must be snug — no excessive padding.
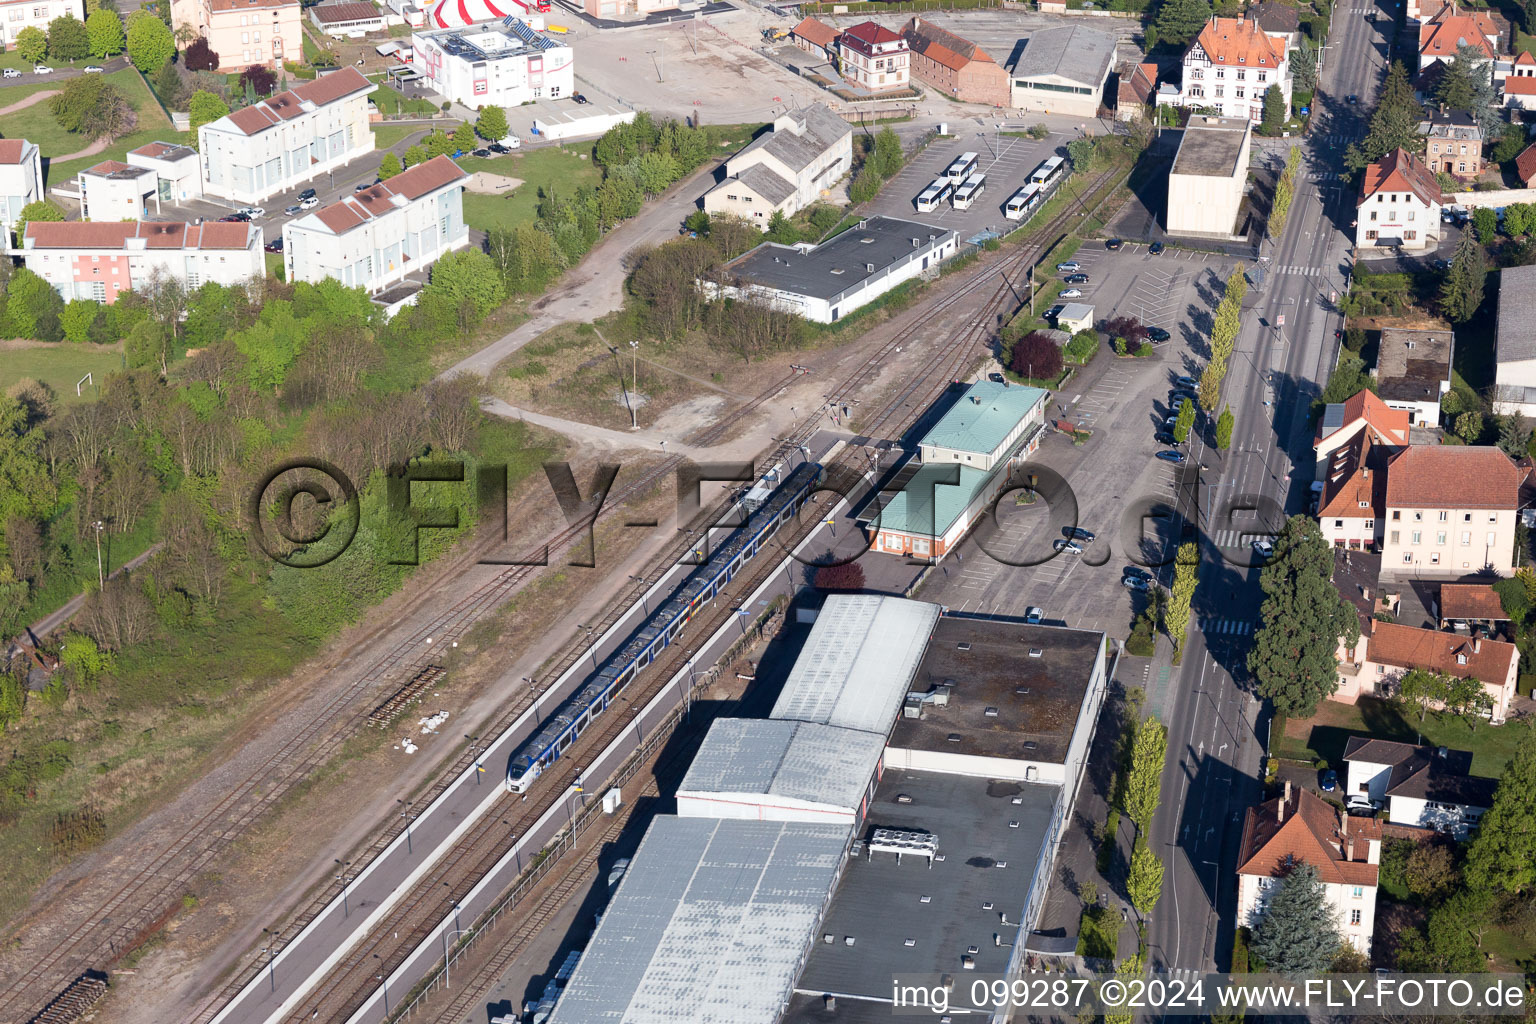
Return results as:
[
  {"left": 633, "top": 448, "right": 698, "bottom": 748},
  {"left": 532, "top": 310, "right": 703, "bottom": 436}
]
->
[{"left": 506, "top": 460, "right": 823, "bottom": 793}]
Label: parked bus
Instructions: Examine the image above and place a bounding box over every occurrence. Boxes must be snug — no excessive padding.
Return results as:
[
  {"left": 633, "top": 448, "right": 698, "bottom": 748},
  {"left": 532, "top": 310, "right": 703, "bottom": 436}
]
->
[
  {"left": 944, "top": 151, "right": 979, "bottom": 183},
  {"left": 1004, "top": 182, "right": 1043, "bottom": 221},
  {"left": 915, "top": 178, "right": 954, "bottom": 213},
  {"left": 1029, "top": 156, "right": 1067, "bottom": 189},
  {"left": 952, "top": 173, "right": 986, "bottom": 210}
]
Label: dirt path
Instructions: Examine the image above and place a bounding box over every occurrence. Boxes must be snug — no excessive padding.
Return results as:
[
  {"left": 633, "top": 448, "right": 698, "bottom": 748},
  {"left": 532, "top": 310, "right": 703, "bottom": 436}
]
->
[
  {"left": 52, "top": 136, "right": 108, "bottom": 163},
  {"left": 0, "top": 88, "right": 58, "bottom": 116}
]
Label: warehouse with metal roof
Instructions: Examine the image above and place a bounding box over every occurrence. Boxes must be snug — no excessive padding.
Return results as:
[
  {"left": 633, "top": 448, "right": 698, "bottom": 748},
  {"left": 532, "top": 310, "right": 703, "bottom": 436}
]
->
[
  {"left": 547, "top": 817, "right": 851, "bottom": 1024},
  {"left": 677, "top": 718, "right": 885, "bottom": 824}
]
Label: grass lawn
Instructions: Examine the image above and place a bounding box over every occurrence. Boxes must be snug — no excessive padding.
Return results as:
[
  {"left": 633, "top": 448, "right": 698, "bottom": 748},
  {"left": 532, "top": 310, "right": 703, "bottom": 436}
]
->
[
  {"left": 459, "top": 146, "right": 602, "bottom": 233},
  {"left": 1076, "top": 905, "right": 1120, "bottom": 959},
  {"left": 1274, "top": 696, "right": 1528, "bottom": 777},
  {"left": 1519, "top": 29, "right": 1536, "bottom": 57},
  {"left": 373, "top": 124, "right": 426, "bottom": 149},
  {"left": 0, "top": 343, "right": 125, "bottom": 405},
  {"left": 368, "top": 77, "right": 440, "bottom": 117}
]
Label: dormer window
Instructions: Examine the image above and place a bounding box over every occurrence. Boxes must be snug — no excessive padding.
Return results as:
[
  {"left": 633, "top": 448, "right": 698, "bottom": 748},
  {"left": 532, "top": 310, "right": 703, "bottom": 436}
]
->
[{"left": 1457, "top": 653, "right": 1468, "bottom": 665}]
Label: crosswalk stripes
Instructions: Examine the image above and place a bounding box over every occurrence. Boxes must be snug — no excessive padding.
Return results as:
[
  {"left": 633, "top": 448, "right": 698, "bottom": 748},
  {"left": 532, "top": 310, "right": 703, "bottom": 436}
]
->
[
  {"left": 1307, "top": 172, "right": 1343, "bottom": 182},
  {"left": 1199, "top": 617, "right": 1254, "bottom": 636}
]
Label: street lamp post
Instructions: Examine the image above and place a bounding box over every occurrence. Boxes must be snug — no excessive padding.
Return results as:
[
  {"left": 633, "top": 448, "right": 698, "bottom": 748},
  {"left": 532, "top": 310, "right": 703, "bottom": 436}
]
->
[
  {"left": 465, "top": 734, "right": 482, "bottom": 784},
  {"left": 260, "top": 927, "right": 278, "bottom": 993},
  {"left": 334, "top": 859, "right": 353, "bottom": 917},
  {"left": 92, "top": 520, "right": 105, "bottom": 588},
  {"left": 442, "top": 923, "right": 470, "bottom": 988},
  {"left": 629, "top": 340, "right": 640, "bottom": 429},
  {"left": 397, "top": 801, "right": 415, "bottom": 854},
  {"left": 373, "top": 954, "right": 389, "bottom": 1014}
]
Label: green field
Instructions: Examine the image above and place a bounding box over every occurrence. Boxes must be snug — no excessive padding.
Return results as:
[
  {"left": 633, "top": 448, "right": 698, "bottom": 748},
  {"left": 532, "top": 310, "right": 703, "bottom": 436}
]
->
[
  {"left": 0, "top": 344, "right": 125, "bottom": 405},
  {"left": 373, "top": 124, "right": 427, "bottom": 149},
  {"left": 1275, "top": 696, "right": 1529, "bottom": 777},
  {"left": 368, "top": 77, "right": 440, "bottom": 117},
  {"left": 459, "top": 146, "right": 603, "bottom": 233}
]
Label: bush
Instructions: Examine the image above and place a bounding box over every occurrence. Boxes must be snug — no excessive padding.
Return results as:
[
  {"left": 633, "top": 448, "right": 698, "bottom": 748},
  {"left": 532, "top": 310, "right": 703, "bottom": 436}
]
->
[
  {"left": 183, "top": 35, "right": 218, "bottom": 72},
  {"left": 813, "top": 560, "right": 865, "bottom": 591},
  {"left": 1064, "top": 329, "right": 1098, "bottom": 364},
  {"left": 1010, "top": 331, "right": 1063, "bottom": 381}
]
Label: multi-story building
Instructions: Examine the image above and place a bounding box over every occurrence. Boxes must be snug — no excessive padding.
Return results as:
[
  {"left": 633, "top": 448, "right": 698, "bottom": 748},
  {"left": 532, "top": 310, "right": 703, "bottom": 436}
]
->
[
  {"left": 1314, "top": 388, "right": 1411, "bottom": 482},
  {"left": 1343, "top": 739, "right": 1499, "bottom": 837},
  {"left": 1336, "top": 621, "right": 1519, "bottom": 723},
  {"left": 1503, "top": 50, "right": 1536, "bottom": 108},
  {"left": 703, "top": 104, "right": 852, "bottom": 228},
  {"left": 0, "top": 138, "right": 42, "bottom": 235},
  {"left": 900, "top": 17, "right": 1009, "bottom": 107},
  {"left": 77, "top": 143, "right": 204, "bottom": 222},
  {"left": 412, "top": 19, "right": 572, "bottom": 107},
  {"left": 1379, "top": 445, "right": 1523, "bottom": 575},
  {"left": 283, "top": 154, "right": 469, "bottom": 293},
  {"left": 13, "top": 220, "right": 264, "bottom": 303},
  {"left": 199, "top": 67, "right": 375, "bottom": 204},
  {"left": 1418, "top": 3, "right": 1500, "bottom": 70},
  {"left": 1418, "top": 108, "right": 1483, "bottom": 178},
  {"left": 1008, "top": 25, "right": 1116, "bottom": 118},
  {"left": 1237, "top": 783, "right": 1380, "bottom": 955},
  {"left": 1376, "top": 326, "right": 1452, "bottom": 426},
  {"left": 0, "top": 0, "right": 83, "bottom": 54},
  {"left": 171, "top": 0, "right": 300, "bottom": 70},
  {"left": 1356, "top": 147, "right": 1442, "bottom": 251},
  {"left": 1177, "top": 16, "right": 1291, "bottom": 124},
  {"left": 837, "top": 21, "right": 909, "bottom": 92},
  {"left": 1165, "top": 114, "right": 1251, "bottom": 236},
  {"left": 1494, "top": 263, "right": 1536, "bottom": 417},
  {"left": 127, "top": 141, "right": 204, "bottom": 204}
]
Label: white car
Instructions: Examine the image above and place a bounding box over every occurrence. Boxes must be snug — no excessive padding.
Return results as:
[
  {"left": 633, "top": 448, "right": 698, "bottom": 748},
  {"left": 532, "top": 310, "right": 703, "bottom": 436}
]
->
[
  {"left": 33, "top": 64, "right": 52, "bottom": 74},
  {"left": 501, "top": 135, "right": 522, "bottom": 150},
  {"left": 1252, "top": 539, "right": 1274, "bottom": 560},
  {"left": 82, "top": 65, "right": 104, "bottom": 74},
  {"left": 237, "top": 206, "right": 265, "bottom": 218},
  {"left": 298, "top": 196, "right": 319, "bottom": 210},
  {"left": 1025, "top": 607, "right": 1044, "bottom": 624},
  {"left": 1059, "top": 288, "right": 1083, "bottom": 299},
  {"left": 1, "top": 68, "right": 19, "bottom": 78}
]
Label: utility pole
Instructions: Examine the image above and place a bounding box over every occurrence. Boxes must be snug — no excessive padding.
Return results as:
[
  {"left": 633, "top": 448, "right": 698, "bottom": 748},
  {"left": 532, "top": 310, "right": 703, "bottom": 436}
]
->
[
  {"left": 92, "top": 520, "right": 105, "bottom": 588},
  {"left": 630, "top": 340, "right": 639, "bottom": 428}
]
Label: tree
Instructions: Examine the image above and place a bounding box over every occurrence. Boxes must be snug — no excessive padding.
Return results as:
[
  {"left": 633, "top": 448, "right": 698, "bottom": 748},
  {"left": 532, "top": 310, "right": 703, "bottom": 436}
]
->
[
  {"left": 1247, "top": 516, "right": 1362, "bottom": 716},
  {"left": 1261, "top": 84, "right": 1285, "bottom": 133},
  {"left": 1216, "top": 405, "right": 1234, "bottom": 449},
  {"left": 1404, "top": 842, "right": 1459, "bottom": 902},
  {"left": 240, "top": 63, "right": 275, "bottom": 96},
  {"left": 152, "top": 58, "right": 182, "bottom": 105},
  {"left": 765, "top": 210, "right": 799, "bottom": 245},
  {"left": 1199, "top": 360, "right": 1224, "bottom": 411},
  {"left": 16, "top": 199, "right": 64, "bottom": 240},
  {"left": 86, "top": 8, "right": 123, "bottom": 56},
  {"left": 15, "top": 25, "right": 46, "bottom": 63},
  {"left": 476, "top": 104, "right": 509, "bottom": 142},
  {"left": 1503, "top": 202, "right": 1535, "bottom": 238},
  {"left": 1064, "top": 329, "right": 1098, "bottom": 364},
  {"left": 1444, "top": 674, "right": 1494, "bottom": 731},
  {"left": 872, "top": 126, "right": 903, "bottom": 178},
  {"left": 48, "top": 13, "right": 89, "bottom": 60},
  {"left": 183, "top": 35, "right": 218, "bottom": 71},
  {"left": 1473, "top": 206, "right": 1497, "bottom": 246},
  {"left": 378, "top": 152, "right": 402, "bottom": 180},
  {"left": 1154, "top": 0, "right": 1212, "bottom": 46},
  {"left": 424, "top": 129, "right": 453, "bottom": 159},
  {"left": 1398, "top": 889, "right": 1492, "bottom": 971},
  {"left": 1344, "top": 62, "right": 1421, "bottom": 173},
  {"left": 1165, "top": 540, "right": 1198, "bottom": 654},
  {"left": 59, "top": 631, "right": 110, "bottom": 686},
  {"left": 1172, "top": 397, "right": 1194, "bottom": 443},
  {"left": 1440, "top": 232, "right": 1486, "bottom": 323},
  {"left": 1292, "top": 39, "right": 1319, "bottom": 93},
  {"left": 1455, "top": 409, "right": 1484, "bottom": 442},
  {"left": 1462, "top": 727, "right": 1536, "bottom": 897},
  {"left": 1396, "top": 667, "right": 1449, "bottom": 723},
  {"left": 849, "top": 164, "right": 883, "bottom": 204},
  {"left": 59, "top": 300, "right": 98, "bottom": 343},
  {"left": 426, "top": 249, "right": 505, "bottom": 325},
  {"left": 452, "top": 122, "right": 476, "bottom": 153},
  {"left": 187, "top": 89, "right": 229, "bottom": 134},
  {"left": 403, "top": 144, "right": 427, "bottom": 168},
  {"left": 1009, "top": 331, "right": 1063, "bottom": 382},
  {"left": 1250, "top": 863, "right": 1341, "bottom": 976},
  {"left": 1123, "top": 717, "right": 1167, "bottom": 835},
  {"left": 813, "top": 559, "right": 865, "bottom": 591},
  {"left": 1127, "top": 841, "right": 1164, "bottom": 917},
  {"left": 1497, "top": 413, "right": 1531, "bottom": 458},
  {"left": 126, "top": 12, "right": 173, "bottom": 72}
]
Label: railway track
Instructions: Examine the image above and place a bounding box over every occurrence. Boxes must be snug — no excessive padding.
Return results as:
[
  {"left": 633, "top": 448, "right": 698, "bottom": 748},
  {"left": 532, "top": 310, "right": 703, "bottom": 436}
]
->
[{"left": 271, "top": 167, "right": 1123, "bottom": 1024}]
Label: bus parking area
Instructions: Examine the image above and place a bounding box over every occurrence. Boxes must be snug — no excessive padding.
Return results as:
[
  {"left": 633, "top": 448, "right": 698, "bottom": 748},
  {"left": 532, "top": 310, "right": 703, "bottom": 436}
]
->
[{"left": 869, "top": 129, "right": 1067, "bottom": 240}]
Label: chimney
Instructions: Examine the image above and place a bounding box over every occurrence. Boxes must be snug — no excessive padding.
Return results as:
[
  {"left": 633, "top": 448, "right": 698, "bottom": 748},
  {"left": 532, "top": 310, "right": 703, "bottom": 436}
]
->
[
  {"left": 1473, "top": 636, "right": 1481, "bottom": 653},
  {"left": 1279, "top": 780, "right": 1291, "bottom": 820},
  {"left": 1362, "top": 586, "right": 1372, "bottom": 602}
]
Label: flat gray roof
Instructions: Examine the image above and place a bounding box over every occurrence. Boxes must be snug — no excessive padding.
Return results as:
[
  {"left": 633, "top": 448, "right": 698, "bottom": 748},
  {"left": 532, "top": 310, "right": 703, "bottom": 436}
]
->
[
  {"left": 1497, "top": 264, "right": 1536, "bottom": 364},
  {"left": 550, "top": 817, "right": 851, "bottom": 1024},
  {"left": 889, "top": 617, "right": 1103, "bottom": 764},
  {"left": 789, "top": 770, "right": 1058, "bottom": 1010},
  {"left": 678, "top": 718, "right": 885, "bottom": 817},
  {"left": 1007, "top": 25, "right": 1116, "bottom": 87},
  {"left": 771, "top": 595, "right": 941, "bottom": 735},
  {"left": 1171, "top": 116, "right": 1250, "bottom": 178},
  {"left": 721, "top": 217, "right": 957, "bottom": 303},
  {"left": 1377, "top": 327, "right": 1452, "bottom": 403}
]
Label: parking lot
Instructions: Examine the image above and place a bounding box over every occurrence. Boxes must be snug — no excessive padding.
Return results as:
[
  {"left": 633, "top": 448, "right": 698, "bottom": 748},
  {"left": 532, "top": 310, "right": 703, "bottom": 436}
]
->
[{"left": 867, "top": 131, "right": 1066, "bottom": 240}]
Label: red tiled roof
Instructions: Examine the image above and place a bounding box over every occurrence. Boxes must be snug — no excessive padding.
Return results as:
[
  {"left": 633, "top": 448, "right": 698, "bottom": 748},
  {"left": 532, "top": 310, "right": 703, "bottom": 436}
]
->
[
  {"left": 1319, "top": 431, "right": 1388, "bottom": 519},
  {"left": 1506, "top": 75, "right": 1536, "bottom": 94},
  {"left": 23, "top": 220, "right": 253, "bottom": 250},
  {"left": 1439, "top": 583, "right": 1509, "bottom": 621},
  {"left": 130, "top": 141, "right": 185, "bottom": 159},
  {"left": 307, "top": 154, "right": 467, "bottom": 235},
  {"left": 1419, "top": 5, "right": 1499, "bottom": 59},
  {"left": 1193, "top": 17, "right": 1285, "bottom": 69},
  {"left": 902, "top": 17, "right": 993, "bottom": 71},
  {"left": 1316, "top": 388, "right": 1413, "bottom": 447},
  {"left": 218, "top": 66, "right": 371, "bottom": 135},
  {"left": 1358, "top": 147, "right": 1442, "bottom": 208},
  {"left": 1237, "top": 787, "right": 1380, "bottom": 887},
  {"left": 841, "top": 19, "right": 906, "bottom": 56},
  {"left": 1517, "top": 49, "right": 1536, "bottom": 64},
  {"left": 0, "top": 139, "right": 27, "bottom": 164},
  {"left": 1518, "top": 141, "right": 1536, "bottom": 184},
  {"left": 791, "top": 16, "right": 839, "bottom": 49},
  {"left": 1367, "top": 619, "right": 1517, "bottom": 683},
  {"left": 83, "top": 160, "right": 142, "bottom": 176},
  {"left": 1384, "top": 444, "right": 1522, "bottom": 509}
]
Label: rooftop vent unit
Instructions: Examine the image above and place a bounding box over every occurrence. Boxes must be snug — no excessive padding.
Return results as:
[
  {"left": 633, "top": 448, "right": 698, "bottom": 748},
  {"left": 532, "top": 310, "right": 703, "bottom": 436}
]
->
[
  {"left": 865, "top": 263, "right": 875, "bottom": 272},
  {"left": 844, "top": 936, "right": 856, "bottom": 946},
  {"left": 919, "top": 894, "right": 931, "bottom": 903},
  {"left": 1023, "top": 741, "right": 1038, "bottom": 750},
  {"left": 946, "top": 732, "right": 962, "bottom": 743},
  {"left": 1015, "top": 687, "right": 1031, "bottom": 695}
]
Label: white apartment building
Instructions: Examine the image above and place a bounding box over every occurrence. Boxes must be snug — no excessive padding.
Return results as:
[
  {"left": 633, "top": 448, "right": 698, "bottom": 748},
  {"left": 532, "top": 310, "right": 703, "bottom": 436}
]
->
[
  {"left": 1379, "top": 445, "right": 1522, "bottom": 576},
  {"left": 703, "top": 104, "right": 853, "bottom": 227},
  {"left": 0, "top": 138, "right": 42, "bottom": 234},
  {"left": 127, "top": 141, "right": 204, "bottom": 203},
  {"left": 1356, "top": 147, "right": 1442, "bottom": 251},
  {"left": 77, "top": 161, "right": 159, "bottom": 222},
  {"left": 1344, "top": 738, "right": 1499, "bottom": 838},
  {"left": 283, "top": 154, "right": 469, "bottom": 293},
  {"left": 13, "top": 221, "right": 264, "bottom": 303},
  {"left": 0, "top": 0, "right": 83, "bottom": 53},
  {"left": 1237, "top": 784, "right": 1380, "bottom": 955},
  {"left": 412, "top": 19, "right": 572, "bottom": 108},
  {"left": 1176, "top": 16, "right": 1291, "bottom": 124},
  {"left": 199, "top": 66, "right": 375, "bottom": 204}
]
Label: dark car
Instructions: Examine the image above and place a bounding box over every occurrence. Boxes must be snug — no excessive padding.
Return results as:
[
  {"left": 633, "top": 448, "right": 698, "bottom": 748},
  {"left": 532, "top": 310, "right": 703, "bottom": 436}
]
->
[
  {"left": 988, "top": 372, "right": 1005, "bottom": 383},
  {"left": 219, "top": 212, "right": 250, "bottom": 222},
  {"left": 573, "top": 93, "right": 589, "bottom": 104},
  {"left": 1064, "top": 526, "right": 1095, "bottom": 543},
  {"left": 1156, "top": 449, "right": 1187, "bottom": 464},
  {"left": 1155, "top": 430, "right": 1180, "bottom": 446},
  {"left": 1105, "top": 237, "right": 1123, "bottom": 251},
  {"left": 1147, "top": 326, "right": 1171, "bottom": 343},
  {"left": 1346, "top": 94, "right": 1359, "bottom": 104},
  {"left": 1148, "top": 241, "right": 1165, "bottom": 255},
  {"left": 355, "top": 181, "right": 375, "bottom": 193},
  {"left": 263, "top": 237, "right": 284, "bottom": 253},
  {"left": 1170, "top": 389, "right": 1197, "bottom": 404},
  {"left": 1122, "top": 566, "right": 1152, "bottom": 580},
  {"left": 472, "top": 148, "right": 490, "bottom": 158},
  {"left": 299, "top": 187, "right": 317, "bottom": 201},
  {"left": 1321, "top": 769, "right": 1338, "bottom": 792},
  {"left": 488, "top": 142, "right": 510, "bottom": 155},
  {"left": 1064, "top": 273, "right": 1090, "bottom": 284},
  {"left": 1174, "top": 375, "right": 1197, "bottom": 388}
]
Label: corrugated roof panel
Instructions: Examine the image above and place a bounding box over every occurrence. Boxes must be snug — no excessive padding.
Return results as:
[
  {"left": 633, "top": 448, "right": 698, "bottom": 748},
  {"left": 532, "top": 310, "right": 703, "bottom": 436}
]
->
[{"left": 677, "top": 718, "right": 885, "bottom": 816}]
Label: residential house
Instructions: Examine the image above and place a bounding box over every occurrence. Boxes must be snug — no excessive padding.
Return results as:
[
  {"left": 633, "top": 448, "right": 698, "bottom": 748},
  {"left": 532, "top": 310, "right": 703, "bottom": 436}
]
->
[
  {"left": 127, "top": 142, "right": 203, "bottom": 204},
  {"left": 1503, "top": 49, "right": 1536, "bottom": 108},
  {"left": 1343, "top": 738, "right": 1497, "bottom": 838},
  {"left": 283, "top": 154, "right": 469, "bottom": 294},
  {"left": 0, "top": 139, "right": 42, "bottom": 235},
  {"left": 1418, "top": 109, "right": 1483, "bottom": 179},
  {"left": 900, "top": 17, "right": 1009, "bottom": 107},
  {"left": 1165, "top": 115, "right": 1251, "bottom": 237},
  {"left": 1355, "top": 147, "right": 1442, "bottom": 251},
  {"left": 199, "top": 67, "right": 375, "bottom": 204},
  {"left": 1336, "top": 617, "right": 1518, "bottom": 721},
  {"left": 1408, "top": 0, "right": 1453, "bottom": 24},
  {"left": 1176, "top": 17, "right": 1291, "bottom": 124},
  {"left": 1252, "top": 1, "right": 1303, "bottom": 50},
  {"left": 1493, "top": 263, "right": 1536, "bottom": 416},
  {"left": 171, "top": 0, "right": 301, "bottom": 70},
  {"left": 1316, "top": 428, "right": 1389, "bottom": 551},
  {"left": 1008, "top": 25, "right": 1117, "bottom": 118},
  {"left": 1314, "top": 388, "right": 1412, "bottom": 481},
  {"left": 838, "top": 21, "right": 910, "bottom": 92},
  {"left": 703, "top": 104, "right": 852, "bottom": 228},
  {"left": 1375, "top": 326, "right": 1452, "bottom": 426},
  {"left": 1236, "top": 783, "right": 1380, "bottom": 954},
  {"left": 1379, "top": 445, "right": 1524, "bottom": 576},
  {"left": 1116, "top": 62, "right": 1158, "bottom": 121},
  {"left": 1418, "top": 4, "right": 1501, "bottom": 70},
  {"left": 77, "top": 161, "right": 160, "bottom": 223},
  {"left": 1437, "top": 582, "right": 1511, "bottom": 630},
  {"left": 12, "top": 221, "right": 264, "bottom": 304},
  {"left": 790, "top": 16, "right": 838, "bottom": 61},
  {"left": 0, "top": 0, "right": 84, "bottom": 53}
]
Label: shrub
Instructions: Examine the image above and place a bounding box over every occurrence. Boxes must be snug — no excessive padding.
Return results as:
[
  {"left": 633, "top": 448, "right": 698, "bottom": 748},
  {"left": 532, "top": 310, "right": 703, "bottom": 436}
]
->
[
  {"left": 813, "top": 560, "right": 865, "bottom": 591},
  {"left": 1065, "top": 329, "right": 1098, "bottom": 364},
  {"left": 1011, "top": 331, "right": 1063, "bottom": 380}
]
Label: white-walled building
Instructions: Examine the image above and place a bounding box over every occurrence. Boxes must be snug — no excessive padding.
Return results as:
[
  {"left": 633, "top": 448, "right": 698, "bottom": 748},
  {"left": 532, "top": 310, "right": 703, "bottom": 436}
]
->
[
  {"left": 0, "top": 0, "right": 84, "bottom": 53},
  {"left": 1007, "top": 25, "right": 1117, "bottom": 118},
  {"left": 1336, "top": 619, "right": 1519, "bottom": 724},
  {"left": 1237, "top": 784, "right": 1380, "bottom": 955},
  {"left": 128, "top": 141, "right": 203, "bottom": 204},
  {"left": 1166, "top": 114, "right": 1251, "bottom": 236},
  {"left": 13, "top": 221, "right": 264, "bottom": 304},
  {"left": 0, "top": 139, "right": 42, "bottom": 234},
  {"left": 411, "top": 19, "right": 572, "bottom": 108},
  {"left": 1356, "top": 147, "right": 1442, "bottom": 251},
  {"left": 283, "top": 154, "right": 469, "bottom": 293},
  {"left": 199, "top": 66, "right": 375, "bottom": 204},
  {"left": 837, "top": 20, "right": 909, "bottom": 92},
  {"left": 1376, "top": 327, "right": 1452, "bottom": 426},
  {"left": 77, "top": 161, "right": 159, "bottom": 222},
  {"left": 704, "top": 215, "right": 956, "bottom": 324},
  {"left": 1343, "top": 738, "right": 1498, "bottom": 839},
  {"left": 1493, "top": 263, "right": 1536, "bottom": 417},
  {"left": 703, "top": 104, "right": 852, "bottom": 228},
  {"left": 1175, "top": 16, "right": 1292, "bottom": 124}
]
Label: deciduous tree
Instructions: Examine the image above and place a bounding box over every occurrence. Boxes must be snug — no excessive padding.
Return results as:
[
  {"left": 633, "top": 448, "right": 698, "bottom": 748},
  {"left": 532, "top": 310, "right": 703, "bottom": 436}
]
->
[
  {"left": 86, "top": 8, "right": 123, "bottom": 56},
  {"left": 1128, "top": 840, "right": 1164, "bottom": 918},
  {"left": 47, "top": 13, "right": 89, "bottom": 60},
  {"left": 126, "top": 10, "right": 172, "bottom": 71},
  {"left": 188, "top": 89, "right": 229, "bottom": 136},
  {"left": 1251, "top": 863, "right": 1340, "bottom": 975},
  {"left": 1123, "top": 717, "right": 1167, "bottom": 835},
  {"left": 1172, "top": 397, "right": 1194, "bottom": 442},
  {"left": 182, "top": 34, "right": 217, "bottom": 71},
  {"left": 475, "top": 104, "right": 508, "bottom": 142},
  {"left": 1009, "top": 331, "right": 1063, "bottom": 382},
  {"left": 1165, "top": 540, "right": 1198, "bottom": 653},
  {"left": 1396, "top": 667, "right": 1449, "bottom": 723},
  {"left": 15, "top": 25, "right": 45, "bottom": 63},
  {"left": 1216, "top": 405, "right": 1233, "bottom": 449},
  {"left": 378, "top": 152, "right": 402, "bottom": 180},
  {"left": 452, "top": 122, "right": 476, "bottom": 153}
]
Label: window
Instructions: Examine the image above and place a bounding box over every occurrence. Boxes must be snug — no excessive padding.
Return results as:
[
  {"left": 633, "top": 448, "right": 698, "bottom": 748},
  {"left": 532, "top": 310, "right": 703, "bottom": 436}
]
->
[
  {"left": 1438, "top": 532, "right": 1446, "bottom": 545},
  {"left": 1459, "top": 163, "right": 1467, "bottom": 173},
  {"left": 1409, "top": 211, "right": 1416, "bottom": 221},
  {"left": 1352, "top": 886, "right": 1363, "bottom": 898},
  {"left": 1215, "top": 86, "right": 1224, "bottom": 97},
  {"left": 1393, "top": 511, "right": 1401, "bottom": 521},
  {"left": 1370, "top": 210, "right": 1377, "bottom": 221},
  {"left": 1365, "top": 520, "right": 1374, "bottom": 530},
  {"left": 1235, "top": 88, "right": 1245, "bottom": 98},
  {"left": 1258, "top": 72, "right": 1266, "bottom": 81},
  {"left": 1431, "top": 552, "right": 1440, "bottom": 564},
  {"left": 1414, "top": 511, "right": 1423, "bottom": 521},
  {"left": 1462, "top": 532, "right": 1471, "bottom": 544},
  {"left": 1404, "top": 553, "right": 1413, "bottom": 563},
  {"left": 242, "top": 31, "right": 249, "bottom": 42},
  {"left": 1489, "top": 514, "right": 1498, "bottom": 523},
  {"left": 1405, "top": 231, "right": 1416, "bottom": 240},
  {"left": 1412, "top": 531, "right": 1421, "bottom": 545},
  {"left": 1390, "top": 530, "right": 1400, "bottom": 544},
  {"left": 1489, "top": 531, "right": 1497, "bottom": 546},
  {"left": 1335, "top": 520, "right": 1344, "bottom": 528},
  {"left": 1237, "top": 69, "right": 1246, "bottom": 80},
  {"left": 1438, "top": 511, "right": 1448, "bottom": 521},
  {"left": 1464, "top": 512, "right": 1472, "bottom": 522},
  {"left": 1350, "top": 909, "right": 1362, "bottom": 925}
]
